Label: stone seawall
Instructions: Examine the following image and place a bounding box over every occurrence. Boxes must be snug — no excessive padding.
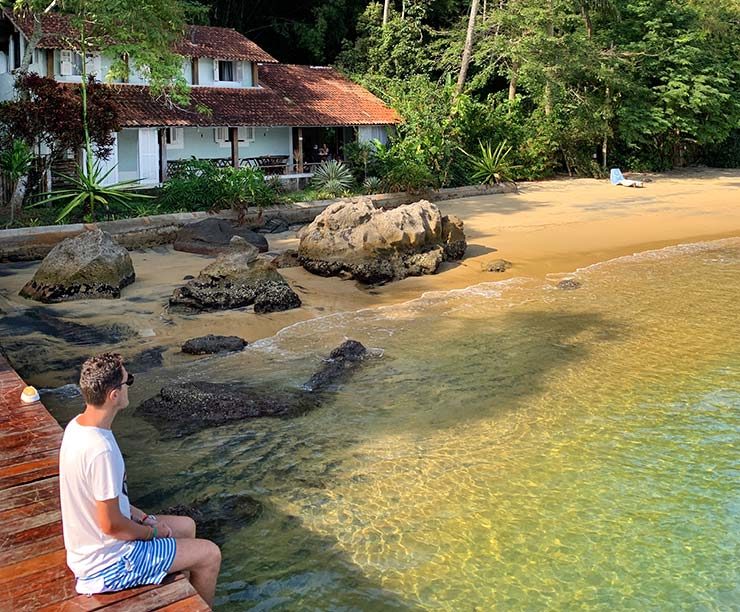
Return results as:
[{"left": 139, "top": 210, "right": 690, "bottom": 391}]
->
[{"left": 0, "top": 184, "right": 514, "bottom": 262}]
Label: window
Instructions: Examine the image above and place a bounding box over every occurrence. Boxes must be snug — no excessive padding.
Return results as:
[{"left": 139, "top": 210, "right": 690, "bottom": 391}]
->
[
  {"left": 165, "top": 127, "right": 184, "bottom": 149},
  {"left": 214, "top": 126, "right": 255, "bottom": 147},
  {"left": 59, "top": 51, "right": 100, "bottom": 77},
  {"left": 213, "top": 59, "right": 242, "bottom": 83},
  {"left": 219, "top": 60, "right": 234, "bottom": 81}
]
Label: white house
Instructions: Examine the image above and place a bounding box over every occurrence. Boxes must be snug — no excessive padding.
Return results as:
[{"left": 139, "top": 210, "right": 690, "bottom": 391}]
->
[{"left": 0, "top": 9, "right": 400, "bottom": 186}]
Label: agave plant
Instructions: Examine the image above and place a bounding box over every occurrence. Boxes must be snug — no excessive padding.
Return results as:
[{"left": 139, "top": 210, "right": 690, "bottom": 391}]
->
[
  {"left": 34, "top": 162, "right": 151, "bottom": 223},
  {"left": 363, "top": 176, "right": 382, "bottom": 194},
  {"left": 461, "top": 140, "right": 519, "bottom": 185},
  {"left": 311, "top": 159, "right": 354, "bottom": 195}
]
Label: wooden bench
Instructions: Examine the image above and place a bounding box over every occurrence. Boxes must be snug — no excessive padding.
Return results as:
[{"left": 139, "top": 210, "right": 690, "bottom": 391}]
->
[{"left": 0, "top": 356, "right": 210, "bottom": 610}]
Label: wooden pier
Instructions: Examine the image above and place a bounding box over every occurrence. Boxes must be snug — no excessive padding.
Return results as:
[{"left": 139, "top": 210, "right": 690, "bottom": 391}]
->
[{"left": 0, "top": 356, "right": 209, "bottom": 610}]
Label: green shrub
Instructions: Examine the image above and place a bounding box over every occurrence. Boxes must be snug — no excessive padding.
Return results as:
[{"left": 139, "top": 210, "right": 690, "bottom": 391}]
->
[
  {"left": 311, "top": 160, "right": 355, "bottom": 196},
  {"left": 33, "top": 161, "right": 150, "bottom": 223},
  {"left": 461, "top": 140, "right": 518, "bottom": 185},
  {"left": 158, "top": 159, "right": 280, "bottom": 215},
  {"left": 363, "top": 176, "right": 382, "bottom": 194}
]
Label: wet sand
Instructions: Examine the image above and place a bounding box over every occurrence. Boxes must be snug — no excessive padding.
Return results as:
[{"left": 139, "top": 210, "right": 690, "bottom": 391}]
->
[{"left": 1, "top": 168, "right": 738, "bottom": 387}]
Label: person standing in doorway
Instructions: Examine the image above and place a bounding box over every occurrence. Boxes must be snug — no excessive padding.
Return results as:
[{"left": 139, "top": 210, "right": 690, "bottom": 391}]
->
[{"left": 59, "top": 353, "right": 221, "bottom": 606}]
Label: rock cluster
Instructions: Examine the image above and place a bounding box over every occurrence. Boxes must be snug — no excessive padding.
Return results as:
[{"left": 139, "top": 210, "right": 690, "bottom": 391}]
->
[
  {"left": 298, "top": 199, "right": 466, "bottom": 284},
  {"left": 137, "top": 340, "right": 370, "bottom": 437},
  {"left": 169, "top": 251, "right": 301, "bottom": 313},
  {"left": 19, "top": 229, "right": 135, "bottom": 303}
]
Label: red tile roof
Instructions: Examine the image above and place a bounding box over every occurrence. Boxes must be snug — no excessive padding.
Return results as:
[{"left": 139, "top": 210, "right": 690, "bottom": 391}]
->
[
  {"left": 109, "top": 65, "right": 400, "bottom": 128},
  {"left": 176, "top": 26, "right": 276, "bottom": 62},
  {"left": 2, "top": 9, "right": 276, "bottom": 62}
]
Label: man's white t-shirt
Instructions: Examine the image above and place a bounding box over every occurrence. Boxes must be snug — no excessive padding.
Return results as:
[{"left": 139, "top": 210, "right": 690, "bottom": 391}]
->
[{"left": 59, "top": 416, "right": 132, "bottom": 582}]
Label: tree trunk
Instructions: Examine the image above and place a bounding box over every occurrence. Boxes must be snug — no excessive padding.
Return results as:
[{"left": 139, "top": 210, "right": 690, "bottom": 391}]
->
[
  {"left": 580, "top": 3, "right": 594, "bottom": 39},
  {"left": 544, "top": 1, "right": 554, "bottom": 116},
  {"left": 383, "top": 0, "right": 390, "bottom": 26},
  {"left": 7, "top": 175, "right": 28, "bottom": 228},
  {"left": 508, "top": 61, "right": 519, "bottom": 101},
  {"left": 602, "top": 85, "right": 610, "bottom": 170},
  {"left": 456, "top": 0, "right": 480, "bottom": 95}
]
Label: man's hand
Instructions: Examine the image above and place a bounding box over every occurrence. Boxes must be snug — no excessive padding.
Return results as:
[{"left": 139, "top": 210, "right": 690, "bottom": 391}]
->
[
  {"left": 142, "top": 514, "right": 157, "bottom": 527},
  {"left": 157, "top": 522, "right": 173, "bottom": 538}
]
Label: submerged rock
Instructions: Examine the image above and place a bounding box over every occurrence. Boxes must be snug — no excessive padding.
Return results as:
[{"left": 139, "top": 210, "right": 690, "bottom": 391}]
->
[
  {"left": 304, "top": 340, "right": 370, "bottom": 392},
  {"left": 169, "top": 252, "right": 301, "bottom": 313},
  {"left": 482, "top": 258, "right": 513, "bottom": 273},
  {"left": 137, "top": 340, "right": 371, "bottom": 438},
  {"left": 557, "top": 278, "right": 582, "bottom": 290},
  {"left": 174, "top": 218, "right": 268, "bottom": 255},
  {"left": 19, "top": 229, "right": 135, "bottom": 303},
  {"left": 298, "top": 199, "right": 467, "bottom": 284},
  {"left": 182, "top": 335, "right": 248, "bottom": 355},
  {"left": 160, "top": 494, "right": 263, "bottom": 545}
]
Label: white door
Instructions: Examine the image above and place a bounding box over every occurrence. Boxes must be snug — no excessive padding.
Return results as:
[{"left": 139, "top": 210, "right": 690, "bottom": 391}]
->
[{"left": 138, "top": 128, "right": 159, "bottom": 185}]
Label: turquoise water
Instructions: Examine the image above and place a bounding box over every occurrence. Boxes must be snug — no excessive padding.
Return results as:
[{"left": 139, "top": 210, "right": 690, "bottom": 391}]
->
[{"left": 46, "top": 238, "right": 740, "bottom": 610}]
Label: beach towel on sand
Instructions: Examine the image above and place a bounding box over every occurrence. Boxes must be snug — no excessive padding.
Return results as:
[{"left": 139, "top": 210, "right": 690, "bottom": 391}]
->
[{"left": 610, "top": 168, "right": 644, "bottom": 188}]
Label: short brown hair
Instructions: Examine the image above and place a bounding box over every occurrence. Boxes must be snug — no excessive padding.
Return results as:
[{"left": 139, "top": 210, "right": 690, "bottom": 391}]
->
[{"left": 79, "top": 353, "right": 125, "bottom": 406}]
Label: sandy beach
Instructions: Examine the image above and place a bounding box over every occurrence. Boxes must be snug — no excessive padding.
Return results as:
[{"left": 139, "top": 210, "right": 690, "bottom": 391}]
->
[{"left": 1, "top": 168, "right": 738, "bottom": 387}]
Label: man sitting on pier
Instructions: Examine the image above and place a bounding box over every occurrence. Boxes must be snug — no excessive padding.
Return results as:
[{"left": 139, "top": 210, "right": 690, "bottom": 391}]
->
[{"left": 59, "top": 353, "right": 221, "bottom": 606}]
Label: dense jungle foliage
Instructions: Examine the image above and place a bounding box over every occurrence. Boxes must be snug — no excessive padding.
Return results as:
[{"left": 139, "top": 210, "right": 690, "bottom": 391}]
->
[{"left": 203, "top": 0, "right": 740, "bottom": 182}]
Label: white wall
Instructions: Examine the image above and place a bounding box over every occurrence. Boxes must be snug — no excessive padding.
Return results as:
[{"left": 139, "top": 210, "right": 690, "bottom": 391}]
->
[{"left": 166, "top": 126, "right": 290, "bottom": 161}]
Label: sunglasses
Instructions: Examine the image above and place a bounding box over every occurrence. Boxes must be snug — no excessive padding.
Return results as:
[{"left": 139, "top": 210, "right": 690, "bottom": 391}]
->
[{"left": 114, "top": 373, "right": 135, "bottom": 389}]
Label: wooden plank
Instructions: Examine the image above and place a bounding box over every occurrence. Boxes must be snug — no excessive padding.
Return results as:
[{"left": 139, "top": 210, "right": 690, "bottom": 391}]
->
[
  {"left": 156, "top": 593, "right": 212, "bottom": 612},
  {"left": 0, "top": 434, "right": 63, "bottom": 463},
  {"left": 0, "top": 559, "right": 76, "bottom": 610},
  {"left": 0, "top": 455, "right": 58, "bottom": 489},
  {"left": 48, "top": 574, "right": 189, "bottom": 612},
  {"left": 100, "top": 576, "right": 198, "bottom": 611},
  {"left": 0, "top": 446, "right": 59, "bottom": 470},
  {"left": 0, "top": 490, "right": 59, "bottom": 525},
  {"left": 0, "top": 534, "right": 65, "bottom": 566},
  {"left": 0, "top": 477, "right": 58, "bottom": 511},
  {"left": 1, "top": 508, "right": 61, "bottom": 540},
  {"left": 0, "top": 516, "right": 62, "bottom": 551},
  {"left": 0, "top": 548, "right": 66, "bottom": 584}
]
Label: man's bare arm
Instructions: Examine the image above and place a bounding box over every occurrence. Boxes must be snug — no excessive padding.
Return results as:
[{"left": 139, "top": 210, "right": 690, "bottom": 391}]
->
[{"left": 96, "top": 498, "right": 171, "bottom": 540}]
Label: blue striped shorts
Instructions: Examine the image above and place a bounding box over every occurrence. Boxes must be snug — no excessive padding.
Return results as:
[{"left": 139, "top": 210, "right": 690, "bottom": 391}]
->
[{"left": 76, "top": 538, "right": 177, "bottom": 594}]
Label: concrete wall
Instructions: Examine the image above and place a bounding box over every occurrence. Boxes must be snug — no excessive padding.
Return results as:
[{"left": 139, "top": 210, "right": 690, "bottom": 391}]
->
[{"left": 0, "top": 184, "right": 515, "bottom": 261}]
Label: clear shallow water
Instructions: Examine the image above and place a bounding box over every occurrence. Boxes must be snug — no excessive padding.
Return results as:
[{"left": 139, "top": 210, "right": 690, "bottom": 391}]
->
[{"left": 45, "top": 238, "right": 740, "bottom": 610}]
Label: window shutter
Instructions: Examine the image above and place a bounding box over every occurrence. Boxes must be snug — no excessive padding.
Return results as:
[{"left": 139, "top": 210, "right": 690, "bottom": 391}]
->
[
  {"left": 237, "top": 127, "right": 254, "bottom": 142},
  {"left": 213, "top": 59, "right": 220, "bottom": 82},
  {"left": 235, "top": 61, "right": 243, "bottom": 83},
  {"left": 215, "top": 127, "right": 229, "bottom": 143},
  {"left": 166, "top": 128, "right": 184, "bottom": 149},
  {"left": 60, "top": 50, "right": 73, "bottom": 76}
]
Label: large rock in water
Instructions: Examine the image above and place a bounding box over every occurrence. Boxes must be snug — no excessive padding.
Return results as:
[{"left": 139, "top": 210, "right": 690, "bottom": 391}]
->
[
  {"left": 298, "top": 199, "right": 466, "bottom": 284},
  {"left": 174, "top": 218, "right": 269, "bottom": 254},
  {"left": 169, "top": 251, "right": 301, "bottom": 313},
  {"left": 137, "top": 340, "right": 370, "bottom": 438},
  {"left": 19, "top": 229, "right": 134, "bottom": 303}
]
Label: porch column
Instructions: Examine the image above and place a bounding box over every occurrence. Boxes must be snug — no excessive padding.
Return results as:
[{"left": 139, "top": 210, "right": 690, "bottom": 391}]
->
[
  {"left": 157, "top": 128, "right": 168, "bottom": 183},
  {"left": 45, "top": 49, "right": 54, "bottom": 78},
  {"left": 229, "top": 127, "right": 239, "bottom": 168},
  {"left": 297, "top": 127, "right": 304, "bottom": 173}
]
